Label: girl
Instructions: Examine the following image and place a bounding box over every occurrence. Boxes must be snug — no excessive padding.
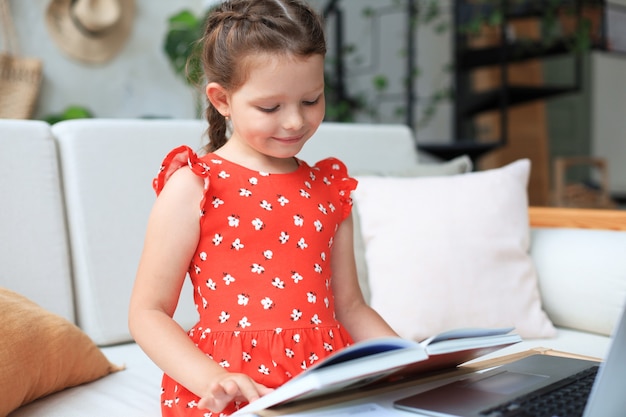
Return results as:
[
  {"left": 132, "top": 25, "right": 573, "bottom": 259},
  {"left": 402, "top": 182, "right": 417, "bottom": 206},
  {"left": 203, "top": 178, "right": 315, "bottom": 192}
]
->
[{"left": 128, "top": 0, "right": 398, "bottom": 415}]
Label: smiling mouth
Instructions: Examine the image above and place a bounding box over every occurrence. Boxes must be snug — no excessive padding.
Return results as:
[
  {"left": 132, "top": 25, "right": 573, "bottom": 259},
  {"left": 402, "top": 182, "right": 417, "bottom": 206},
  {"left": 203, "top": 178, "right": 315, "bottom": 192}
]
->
[{"left": 274, "top": 135, "right": 304, "bottom": 143}]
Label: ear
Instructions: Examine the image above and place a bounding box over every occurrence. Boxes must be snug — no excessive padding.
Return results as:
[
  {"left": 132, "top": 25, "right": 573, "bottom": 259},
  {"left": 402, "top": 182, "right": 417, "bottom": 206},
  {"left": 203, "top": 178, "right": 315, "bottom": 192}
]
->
[{"left": 206, "top": 82, "right": 230, "bottom": 116}]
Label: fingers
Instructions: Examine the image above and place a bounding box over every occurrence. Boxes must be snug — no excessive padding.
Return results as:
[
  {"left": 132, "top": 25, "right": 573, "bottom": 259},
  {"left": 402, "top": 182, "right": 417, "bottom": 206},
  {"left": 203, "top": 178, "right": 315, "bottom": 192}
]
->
[
  {"left": 255, "top": 381, "right": 275, "bottom": 397},
  {"left": 225, "top": 377, "right": 261, "bottom": 403},
  {"left": 197, "top": 374, "right": 272, "bottom": 412}
]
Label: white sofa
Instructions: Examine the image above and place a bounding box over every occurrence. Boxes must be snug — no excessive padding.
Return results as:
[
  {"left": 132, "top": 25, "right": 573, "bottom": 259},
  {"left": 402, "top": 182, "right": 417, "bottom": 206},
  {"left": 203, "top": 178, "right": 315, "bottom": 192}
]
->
[{"left": 1, "top": 119, "right": 625, "bottom": 417}]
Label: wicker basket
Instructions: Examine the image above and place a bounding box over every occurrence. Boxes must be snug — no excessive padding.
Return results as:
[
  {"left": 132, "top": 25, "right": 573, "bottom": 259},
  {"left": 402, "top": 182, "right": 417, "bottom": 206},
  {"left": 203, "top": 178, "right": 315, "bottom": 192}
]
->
[{"left": 0, "top": 0, "right": 42, "bottom": 119}]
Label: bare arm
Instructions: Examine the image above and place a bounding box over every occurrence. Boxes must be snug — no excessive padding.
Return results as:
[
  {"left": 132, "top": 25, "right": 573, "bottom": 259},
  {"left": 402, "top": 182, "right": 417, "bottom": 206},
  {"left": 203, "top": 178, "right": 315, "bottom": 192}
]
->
[
  {"left": 330, "top": 213, "right": 399, "bottom": 342},
  {"left": 128, "top": 167, "right": 271, "bottom": 411}
]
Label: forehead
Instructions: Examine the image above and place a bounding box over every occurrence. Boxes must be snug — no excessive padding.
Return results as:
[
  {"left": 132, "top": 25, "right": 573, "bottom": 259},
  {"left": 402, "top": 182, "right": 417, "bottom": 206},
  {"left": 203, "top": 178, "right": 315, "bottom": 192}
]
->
[{"left": 235, "top": 53, "right": 324, "bottom": 92}]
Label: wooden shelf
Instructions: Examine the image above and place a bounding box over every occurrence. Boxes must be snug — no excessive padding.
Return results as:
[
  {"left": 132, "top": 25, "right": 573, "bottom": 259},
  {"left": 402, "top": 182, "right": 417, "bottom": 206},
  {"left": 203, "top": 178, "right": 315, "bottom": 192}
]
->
[
  {"left": 460, "top": 85, "right": 580, "bottom": 116},
  {"left": 457, "top": 38, "right": 579, "bottom": 70},
  {"left": 417, "top": 141, "right": 503, "bottom": 163},
  {"left": 453, "top": 0, "right": 606, "bottom": 141}
]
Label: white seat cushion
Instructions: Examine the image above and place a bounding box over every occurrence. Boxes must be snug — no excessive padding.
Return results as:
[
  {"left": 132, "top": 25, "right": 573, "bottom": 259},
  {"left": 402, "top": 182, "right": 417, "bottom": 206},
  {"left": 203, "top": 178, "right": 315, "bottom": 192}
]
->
[{"left": 9, "top": 343, "right": 161, "bottom": 417}]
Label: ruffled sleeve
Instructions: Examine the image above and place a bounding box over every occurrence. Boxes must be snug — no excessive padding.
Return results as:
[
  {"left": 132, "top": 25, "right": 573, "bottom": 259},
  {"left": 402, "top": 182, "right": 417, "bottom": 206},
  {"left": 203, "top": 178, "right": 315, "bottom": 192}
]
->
[
  {"left": 314, "top": 157, "right": 358, "bottom": 220},
  {"left": 152, "top": 145, "right": 211, "bottom": 196}
]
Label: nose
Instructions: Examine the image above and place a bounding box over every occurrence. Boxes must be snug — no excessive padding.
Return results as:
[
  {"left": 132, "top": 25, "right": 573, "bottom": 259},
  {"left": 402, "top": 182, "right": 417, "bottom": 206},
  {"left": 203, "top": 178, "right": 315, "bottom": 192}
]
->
[{"left": 282, "top": 106, "right": 304, "bottom": 131}]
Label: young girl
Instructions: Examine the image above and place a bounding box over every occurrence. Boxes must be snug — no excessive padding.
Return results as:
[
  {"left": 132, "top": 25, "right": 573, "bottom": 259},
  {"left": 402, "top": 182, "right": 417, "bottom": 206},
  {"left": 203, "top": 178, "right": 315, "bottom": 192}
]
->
[{"left": 128, "top": 0, "right": 398, "bottom": 415}]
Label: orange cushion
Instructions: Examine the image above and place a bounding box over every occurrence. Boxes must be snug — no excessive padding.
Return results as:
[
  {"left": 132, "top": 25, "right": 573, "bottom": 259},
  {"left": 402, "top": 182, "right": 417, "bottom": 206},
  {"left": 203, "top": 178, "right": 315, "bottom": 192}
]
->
[{"left": 0, "top": 287, "right": 122, "bottom": 416}]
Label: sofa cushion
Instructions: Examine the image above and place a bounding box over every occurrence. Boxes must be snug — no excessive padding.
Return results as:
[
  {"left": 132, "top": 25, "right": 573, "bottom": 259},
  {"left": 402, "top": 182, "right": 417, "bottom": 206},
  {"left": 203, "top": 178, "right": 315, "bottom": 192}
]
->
[
  {"left": 353, "top": 159, "right": 556, "bottom": 341},
  {"left": 9, "top": 343, "right": 162, "bottom": 417},
  {"left": 0, "top": 120, "right": 75, "bottom": 323},
  {"left": 0, "top": 288, "right": 121, "bottom": 417},
  {"left": 52, "top": 119, "right": 203, "bottom": 346},
  {"left": 299, "top": 122, "right": 419, "bottom": 173},
  {"left": 299, "top": 122, "right": 472, "bottom": 177},
  {"left": 475, "top": 327, "right": 612, "bottom": 363},
  {"left": 531, "top": 227, "right": 626, "bottom": 337}
]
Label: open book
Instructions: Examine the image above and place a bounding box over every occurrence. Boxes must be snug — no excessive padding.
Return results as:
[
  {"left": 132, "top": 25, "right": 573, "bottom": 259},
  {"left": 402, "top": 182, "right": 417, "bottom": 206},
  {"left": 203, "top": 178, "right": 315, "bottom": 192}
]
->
[{"left": 232, "top": 327, "right": 521, "bottom": 416}]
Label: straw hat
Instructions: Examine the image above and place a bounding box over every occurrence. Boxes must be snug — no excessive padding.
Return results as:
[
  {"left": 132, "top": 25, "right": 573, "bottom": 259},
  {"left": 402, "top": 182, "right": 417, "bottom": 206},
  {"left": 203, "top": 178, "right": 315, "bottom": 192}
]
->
[{"left": 45, "top": 0, "right": 135, "bottom": 64}]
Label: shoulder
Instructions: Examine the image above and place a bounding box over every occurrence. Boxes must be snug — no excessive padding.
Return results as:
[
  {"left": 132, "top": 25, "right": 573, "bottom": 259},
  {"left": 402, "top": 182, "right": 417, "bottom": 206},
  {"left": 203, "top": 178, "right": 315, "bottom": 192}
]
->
[
  {"left": 313, "top": 157, "right": 354, "bottom": 188},
  {"left": 306, "top": 157, "right": 349, "bottom": 177},
  {"left": 153, "top": 168, "right": 204, "bottom": 221},
  {"left": 303, "top": 157, "right": 357, "bottom": 220},
  {"left": 153, "top": 146, "right": 212, "bottom": 196},
  {"left": 161, "top": 166, "right": 204, "bottom": 193}
]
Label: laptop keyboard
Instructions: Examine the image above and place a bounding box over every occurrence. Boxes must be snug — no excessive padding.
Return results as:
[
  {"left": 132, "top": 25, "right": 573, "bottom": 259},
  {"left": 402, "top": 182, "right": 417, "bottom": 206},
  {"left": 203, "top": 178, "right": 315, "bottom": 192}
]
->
[{"left": 480, "top": 365, "right": 599, "bottom": 417}]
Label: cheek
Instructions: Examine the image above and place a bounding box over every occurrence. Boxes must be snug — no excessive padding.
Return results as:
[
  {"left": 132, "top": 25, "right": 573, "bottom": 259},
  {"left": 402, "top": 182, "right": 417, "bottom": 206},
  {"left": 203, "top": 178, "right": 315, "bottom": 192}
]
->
[
  {"left": 309, "top": 103, "right": 326, "bottom": 125},
  {"left": 236, "top": 113, "right": 275, "bottom": 137}
]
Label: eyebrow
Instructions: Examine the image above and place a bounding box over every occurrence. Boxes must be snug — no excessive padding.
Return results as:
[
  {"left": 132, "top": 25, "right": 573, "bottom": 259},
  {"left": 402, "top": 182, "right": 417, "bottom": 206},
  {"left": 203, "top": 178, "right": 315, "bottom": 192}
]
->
[{"left": 253, "top": 86, "right": 324, "bottom": 102}]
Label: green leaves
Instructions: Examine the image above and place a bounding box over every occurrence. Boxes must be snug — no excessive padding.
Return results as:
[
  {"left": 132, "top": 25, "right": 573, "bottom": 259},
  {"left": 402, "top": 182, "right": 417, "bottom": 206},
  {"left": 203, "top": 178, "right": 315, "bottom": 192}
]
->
[
  {"left": 43, "top": 106, "right": 93, "bottom": 124},
  {"left": 163, "top": 10, "right": 205, "bottom": 87}
]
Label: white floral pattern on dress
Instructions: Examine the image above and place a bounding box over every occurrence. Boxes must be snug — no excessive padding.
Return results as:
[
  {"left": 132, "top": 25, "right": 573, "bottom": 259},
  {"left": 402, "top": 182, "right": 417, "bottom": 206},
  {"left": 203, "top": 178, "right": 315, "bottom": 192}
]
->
[{"left": 153, "top": 146, "right": 356, "bottom": 416}]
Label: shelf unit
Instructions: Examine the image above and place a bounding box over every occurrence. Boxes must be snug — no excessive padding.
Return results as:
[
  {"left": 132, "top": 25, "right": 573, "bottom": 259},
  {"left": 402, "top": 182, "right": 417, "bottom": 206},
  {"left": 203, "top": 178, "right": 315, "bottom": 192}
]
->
[{"left": 419, "top": 0, "right": 606, "bottom": 163}]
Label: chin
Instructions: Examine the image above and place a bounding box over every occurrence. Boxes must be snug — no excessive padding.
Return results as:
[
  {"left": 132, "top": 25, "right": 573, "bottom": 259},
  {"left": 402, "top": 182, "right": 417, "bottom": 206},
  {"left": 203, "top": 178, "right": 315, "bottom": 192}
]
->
[
  {"left": 271, "top": 140, "right": 308, "bottom": 158},
  {"left": 273, "top": 149, "right": 303, "bottom": 160}
]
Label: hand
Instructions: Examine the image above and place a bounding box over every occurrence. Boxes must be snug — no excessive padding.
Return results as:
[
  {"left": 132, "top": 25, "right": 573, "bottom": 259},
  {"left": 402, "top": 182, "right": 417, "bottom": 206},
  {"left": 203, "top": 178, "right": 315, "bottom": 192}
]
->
[{"left": 197, "top": 372, "right": 274, "bottom": 412}]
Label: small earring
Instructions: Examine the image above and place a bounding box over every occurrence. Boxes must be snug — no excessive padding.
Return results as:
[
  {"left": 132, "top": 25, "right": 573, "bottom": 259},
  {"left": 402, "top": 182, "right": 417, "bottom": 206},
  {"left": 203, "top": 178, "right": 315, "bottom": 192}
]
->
[{"left": 224, "top": 114, "right": 230, "bottom": 121}]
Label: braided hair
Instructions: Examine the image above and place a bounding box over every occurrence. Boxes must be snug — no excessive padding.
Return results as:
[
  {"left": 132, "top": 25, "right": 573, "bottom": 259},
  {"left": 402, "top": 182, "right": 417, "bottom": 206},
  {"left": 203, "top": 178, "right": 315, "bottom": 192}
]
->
[{"left": 199, "top": 0, "right": 326, "bottom": 152}]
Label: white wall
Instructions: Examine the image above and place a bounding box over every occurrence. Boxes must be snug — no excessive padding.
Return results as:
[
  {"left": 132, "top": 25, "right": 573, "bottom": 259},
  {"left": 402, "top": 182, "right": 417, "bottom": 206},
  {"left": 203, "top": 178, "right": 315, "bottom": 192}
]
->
[
  {"left": 6, "top": 0, "right": 210, "bottom": 120},
  {"left": 591, "top": 52, "right": 626, "bottom": 193}
]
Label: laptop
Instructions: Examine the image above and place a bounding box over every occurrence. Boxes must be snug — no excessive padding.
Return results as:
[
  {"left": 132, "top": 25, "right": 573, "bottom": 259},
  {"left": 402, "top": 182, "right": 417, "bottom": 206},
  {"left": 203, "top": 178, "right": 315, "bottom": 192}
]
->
[{"left": 394, "top": 305, "right": 626, "bottom": 417}]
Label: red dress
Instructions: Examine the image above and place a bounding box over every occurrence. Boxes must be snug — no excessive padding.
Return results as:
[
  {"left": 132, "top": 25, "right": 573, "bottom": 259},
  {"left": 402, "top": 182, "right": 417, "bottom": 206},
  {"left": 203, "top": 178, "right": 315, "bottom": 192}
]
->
[{"left": 153, "top": 146, "right": 356, "bottom": 416}]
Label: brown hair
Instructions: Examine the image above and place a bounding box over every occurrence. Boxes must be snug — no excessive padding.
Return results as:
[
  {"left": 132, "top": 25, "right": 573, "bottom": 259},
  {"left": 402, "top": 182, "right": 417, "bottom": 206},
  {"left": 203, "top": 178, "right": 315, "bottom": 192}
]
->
[{"left": 198, "top": 0, "right": 326, "bottom": 152}]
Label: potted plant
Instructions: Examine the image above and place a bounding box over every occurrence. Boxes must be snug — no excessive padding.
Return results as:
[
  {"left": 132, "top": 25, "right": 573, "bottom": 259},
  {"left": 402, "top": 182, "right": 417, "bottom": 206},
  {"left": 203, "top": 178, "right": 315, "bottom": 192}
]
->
[{"left": 163, "top": 9, "right": 207, "bottom": 117}]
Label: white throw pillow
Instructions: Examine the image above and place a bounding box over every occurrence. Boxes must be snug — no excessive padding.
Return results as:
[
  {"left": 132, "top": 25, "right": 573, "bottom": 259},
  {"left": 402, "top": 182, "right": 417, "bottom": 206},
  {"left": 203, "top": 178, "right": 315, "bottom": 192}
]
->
[
  {"left": 353, "top": 159, "right": 556, "bottom": 341},
  {"left": 352, "top": 155, "right": 473, "bottom": 304}
]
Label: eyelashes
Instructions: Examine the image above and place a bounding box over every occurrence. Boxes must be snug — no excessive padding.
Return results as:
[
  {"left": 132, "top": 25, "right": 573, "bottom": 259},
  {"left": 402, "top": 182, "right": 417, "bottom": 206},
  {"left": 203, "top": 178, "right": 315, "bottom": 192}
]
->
[{"left": 257, "top": 96, "right": 322, "bottom": 113}]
